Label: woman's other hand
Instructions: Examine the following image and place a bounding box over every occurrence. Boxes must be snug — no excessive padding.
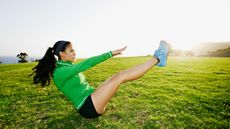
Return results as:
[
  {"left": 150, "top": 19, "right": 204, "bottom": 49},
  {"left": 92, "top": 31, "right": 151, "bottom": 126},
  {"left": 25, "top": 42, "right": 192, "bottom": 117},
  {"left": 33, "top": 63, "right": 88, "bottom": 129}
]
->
[{"left": 112, "top": 46, "right": 127, "bottom": 56}]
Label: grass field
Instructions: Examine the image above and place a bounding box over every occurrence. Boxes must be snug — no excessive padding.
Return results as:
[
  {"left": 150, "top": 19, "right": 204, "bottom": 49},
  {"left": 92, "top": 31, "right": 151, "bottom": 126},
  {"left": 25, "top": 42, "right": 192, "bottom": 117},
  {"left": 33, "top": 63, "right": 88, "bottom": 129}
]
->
[{"left": 0, "top": 57, "right": 229, "bottom": 129}]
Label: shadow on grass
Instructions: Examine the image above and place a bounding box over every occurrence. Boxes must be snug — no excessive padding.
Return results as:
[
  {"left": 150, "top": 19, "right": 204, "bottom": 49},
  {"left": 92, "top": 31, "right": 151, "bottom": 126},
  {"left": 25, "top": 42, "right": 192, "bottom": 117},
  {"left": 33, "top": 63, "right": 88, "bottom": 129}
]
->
[{"left": 47, "top": 112, "right": 100, "bottom": 129}]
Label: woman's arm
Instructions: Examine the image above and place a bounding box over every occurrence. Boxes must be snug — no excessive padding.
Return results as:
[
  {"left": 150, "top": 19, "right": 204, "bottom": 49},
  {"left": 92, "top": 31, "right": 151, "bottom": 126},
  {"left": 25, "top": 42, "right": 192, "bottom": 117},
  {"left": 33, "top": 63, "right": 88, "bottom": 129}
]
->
[
  {"left": 71, "top": 46, "right": 127, "bottom": 73},
  {"left": 56, "top": 46, "right": 127, "bottom": 80}
]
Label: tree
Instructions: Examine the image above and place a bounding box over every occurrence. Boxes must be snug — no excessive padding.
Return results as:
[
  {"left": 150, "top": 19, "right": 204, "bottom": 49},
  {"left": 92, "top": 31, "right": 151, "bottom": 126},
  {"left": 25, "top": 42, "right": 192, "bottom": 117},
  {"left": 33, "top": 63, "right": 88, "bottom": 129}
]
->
[
  {"left": 184, "top": 50, "right": 194, "bottom": 56},
  {"left": 173, "top": 49, "right": 184, "bottom": 56},
  {"left": 0, "top": 61, "right": 2, "bottom": 64},
  {"left": 17, "top": 52, "right": 28, "bottom": 63}
]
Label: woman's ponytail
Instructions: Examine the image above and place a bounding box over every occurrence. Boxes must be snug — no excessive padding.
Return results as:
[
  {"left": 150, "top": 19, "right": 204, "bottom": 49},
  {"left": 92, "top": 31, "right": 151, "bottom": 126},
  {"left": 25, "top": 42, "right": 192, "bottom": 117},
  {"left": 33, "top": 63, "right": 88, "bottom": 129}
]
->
[
  {"left": 31, "top": 40, "right": 70, "bottom": 87},
  {"left": 31, "top": 47, "right": 56, "bottom": 87}
]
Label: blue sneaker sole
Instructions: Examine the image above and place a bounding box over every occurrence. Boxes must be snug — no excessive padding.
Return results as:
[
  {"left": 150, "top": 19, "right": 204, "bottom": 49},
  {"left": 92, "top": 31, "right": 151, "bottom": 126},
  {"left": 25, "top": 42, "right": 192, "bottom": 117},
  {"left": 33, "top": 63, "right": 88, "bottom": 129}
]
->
[
  {"left": 155, "top": 40, "right": 169, "bottom": 67},
  {"left": 158, "top": 40, "right": 168, "bottom": 51}
]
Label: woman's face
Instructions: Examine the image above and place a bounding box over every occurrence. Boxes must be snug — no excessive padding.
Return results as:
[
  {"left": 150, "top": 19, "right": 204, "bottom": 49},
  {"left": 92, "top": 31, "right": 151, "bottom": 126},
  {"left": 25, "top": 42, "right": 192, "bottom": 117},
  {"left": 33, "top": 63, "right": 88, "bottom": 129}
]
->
[{"left": 60, "top": 43, "right": 76, "bottom": 62}]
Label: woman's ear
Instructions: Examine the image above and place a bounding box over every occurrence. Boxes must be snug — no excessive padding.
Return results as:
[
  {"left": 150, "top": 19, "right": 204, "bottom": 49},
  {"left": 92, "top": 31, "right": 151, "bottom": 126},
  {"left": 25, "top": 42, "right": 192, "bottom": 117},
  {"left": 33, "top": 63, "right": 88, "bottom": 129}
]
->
[{"left": 59, "top": 52, "right": 64, "bottom": 59}]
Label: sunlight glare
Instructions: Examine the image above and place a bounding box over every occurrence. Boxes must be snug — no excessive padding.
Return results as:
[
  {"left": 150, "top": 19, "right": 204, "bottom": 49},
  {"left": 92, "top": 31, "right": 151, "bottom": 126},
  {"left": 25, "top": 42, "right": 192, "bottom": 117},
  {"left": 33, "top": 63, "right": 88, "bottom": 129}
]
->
[{"left": 170, "top": 41, "right": 194, "bottom": 51}]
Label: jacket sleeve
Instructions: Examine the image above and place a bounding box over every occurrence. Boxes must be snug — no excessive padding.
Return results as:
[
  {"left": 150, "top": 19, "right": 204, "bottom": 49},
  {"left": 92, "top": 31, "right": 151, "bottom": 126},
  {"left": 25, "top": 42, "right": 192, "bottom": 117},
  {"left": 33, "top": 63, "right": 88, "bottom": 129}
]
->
[{"left": 57, "top": 51, "right": 112, "bottom": 80}]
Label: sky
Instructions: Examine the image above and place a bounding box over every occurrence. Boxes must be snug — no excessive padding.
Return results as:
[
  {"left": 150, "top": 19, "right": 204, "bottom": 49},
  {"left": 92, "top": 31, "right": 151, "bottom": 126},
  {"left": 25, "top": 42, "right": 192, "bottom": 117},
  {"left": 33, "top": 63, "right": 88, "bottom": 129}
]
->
[{"left": 0, "top": 0, "right": 230, "bottom": 58}]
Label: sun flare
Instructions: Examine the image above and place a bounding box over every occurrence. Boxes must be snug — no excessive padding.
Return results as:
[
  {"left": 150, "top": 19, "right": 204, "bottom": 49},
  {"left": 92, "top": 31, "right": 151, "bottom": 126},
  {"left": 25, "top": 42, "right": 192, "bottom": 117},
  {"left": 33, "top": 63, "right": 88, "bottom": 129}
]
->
[{"left": 170, "top": 42, "right": 194, "bottom": 51}]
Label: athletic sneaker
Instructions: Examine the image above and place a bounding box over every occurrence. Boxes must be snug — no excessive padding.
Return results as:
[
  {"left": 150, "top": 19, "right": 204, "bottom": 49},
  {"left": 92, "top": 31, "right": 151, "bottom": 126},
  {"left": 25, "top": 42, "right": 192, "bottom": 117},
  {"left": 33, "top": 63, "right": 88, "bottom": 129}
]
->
[{"left": 154, "top": 40, "right": 169, "bottom": 67}]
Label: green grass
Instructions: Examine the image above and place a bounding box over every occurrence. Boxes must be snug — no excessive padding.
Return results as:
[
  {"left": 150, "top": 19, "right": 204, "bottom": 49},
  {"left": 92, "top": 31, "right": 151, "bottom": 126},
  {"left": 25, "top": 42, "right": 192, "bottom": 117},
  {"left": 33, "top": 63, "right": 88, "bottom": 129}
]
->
[{"left": 0, "top": 57, "right": 229, "bottom": 129}]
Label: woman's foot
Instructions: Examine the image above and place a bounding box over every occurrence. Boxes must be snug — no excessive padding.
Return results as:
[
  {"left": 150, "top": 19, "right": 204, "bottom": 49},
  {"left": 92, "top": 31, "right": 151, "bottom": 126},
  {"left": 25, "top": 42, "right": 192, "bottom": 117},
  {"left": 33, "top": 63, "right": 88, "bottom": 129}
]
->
[{"left": 154, "top": 40, "right": 169, "bottom": 67}]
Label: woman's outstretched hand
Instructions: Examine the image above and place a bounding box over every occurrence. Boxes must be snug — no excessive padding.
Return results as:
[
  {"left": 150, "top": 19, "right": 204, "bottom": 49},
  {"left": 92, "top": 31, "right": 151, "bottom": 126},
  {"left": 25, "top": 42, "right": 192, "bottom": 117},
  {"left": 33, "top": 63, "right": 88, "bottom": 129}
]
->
[{"left": 112, "top": 46, "right": 127, "bottom": 56}]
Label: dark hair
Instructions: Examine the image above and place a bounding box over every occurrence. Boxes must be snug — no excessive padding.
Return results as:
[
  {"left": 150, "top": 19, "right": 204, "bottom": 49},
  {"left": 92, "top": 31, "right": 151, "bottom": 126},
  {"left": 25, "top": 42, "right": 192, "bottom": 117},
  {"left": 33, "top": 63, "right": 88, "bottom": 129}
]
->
[{"left": 31, "top": 40, "right": 71, "bottom": 87}]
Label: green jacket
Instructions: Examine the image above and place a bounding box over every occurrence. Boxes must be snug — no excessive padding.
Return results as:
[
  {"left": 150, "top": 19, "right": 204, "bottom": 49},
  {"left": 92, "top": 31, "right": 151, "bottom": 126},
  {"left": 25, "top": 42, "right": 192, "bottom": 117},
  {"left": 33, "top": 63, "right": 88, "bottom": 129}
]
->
[{"left": 53, "top": 51, "right": 113, "bottom": 110}]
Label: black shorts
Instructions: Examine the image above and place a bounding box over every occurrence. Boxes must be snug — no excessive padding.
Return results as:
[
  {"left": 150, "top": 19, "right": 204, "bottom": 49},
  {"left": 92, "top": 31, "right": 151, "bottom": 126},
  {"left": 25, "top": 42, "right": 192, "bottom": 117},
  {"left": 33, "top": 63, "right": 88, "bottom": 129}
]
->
[{"left": 78, "top": 95, "right": 101, "bottom": 118}]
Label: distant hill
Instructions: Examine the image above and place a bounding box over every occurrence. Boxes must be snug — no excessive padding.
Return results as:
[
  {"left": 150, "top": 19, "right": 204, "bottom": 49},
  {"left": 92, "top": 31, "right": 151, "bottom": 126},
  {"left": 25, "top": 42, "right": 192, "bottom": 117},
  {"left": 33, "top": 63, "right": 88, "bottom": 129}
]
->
[
  {"left": 0, "top": 56, "right": 18, "bottom": 64},
  {"left": 191, "top": 42, "right": 230, "bottom": 56},
  {"left": 0, "top": 56, "right": 39, "bottom": 64}
]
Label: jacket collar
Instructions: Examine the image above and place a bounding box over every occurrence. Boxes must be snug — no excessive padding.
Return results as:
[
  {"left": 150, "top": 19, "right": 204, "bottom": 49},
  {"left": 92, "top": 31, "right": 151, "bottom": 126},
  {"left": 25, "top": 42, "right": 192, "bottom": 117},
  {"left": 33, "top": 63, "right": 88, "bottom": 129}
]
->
[{"left": 56, "top": 60, "right": 73, "bottom": 67}]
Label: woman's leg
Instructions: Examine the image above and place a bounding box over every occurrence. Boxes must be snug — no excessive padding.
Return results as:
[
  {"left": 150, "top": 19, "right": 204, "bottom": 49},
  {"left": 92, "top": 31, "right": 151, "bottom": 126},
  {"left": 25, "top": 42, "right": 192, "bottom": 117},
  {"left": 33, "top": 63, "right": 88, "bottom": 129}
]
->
[{"left": 91, "top": 57, "right": 159, "bottom": 114}]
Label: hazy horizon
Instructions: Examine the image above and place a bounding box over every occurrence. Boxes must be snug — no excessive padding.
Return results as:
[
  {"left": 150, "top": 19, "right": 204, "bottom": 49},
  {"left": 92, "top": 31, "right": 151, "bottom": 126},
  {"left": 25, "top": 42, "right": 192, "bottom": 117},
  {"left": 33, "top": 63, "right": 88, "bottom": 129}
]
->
[
  {"left": 0, "top": 41, "right": 229, "bottom": 64},
  {"left": 1, "top": 0, "right": 230, "bottom": 58}
]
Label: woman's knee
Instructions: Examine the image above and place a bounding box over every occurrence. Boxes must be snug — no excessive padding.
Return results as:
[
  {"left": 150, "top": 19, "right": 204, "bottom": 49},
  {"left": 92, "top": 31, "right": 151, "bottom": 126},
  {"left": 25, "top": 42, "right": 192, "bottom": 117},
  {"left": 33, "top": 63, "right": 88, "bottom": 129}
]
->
[{"left": 111, "top": 71, "right": 126, "bottom": 83}]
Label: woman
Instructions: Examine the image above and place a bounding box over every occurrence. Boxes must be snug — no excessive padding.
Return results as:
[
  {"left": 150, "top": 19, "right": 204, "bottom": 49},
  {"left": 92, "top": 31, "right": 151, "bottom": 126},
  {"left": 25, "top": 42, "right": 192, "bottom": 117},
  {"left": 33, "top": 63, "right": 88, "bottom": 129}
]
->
[{"left": 31, "top": 40, "right": 169, "bottom": 118}]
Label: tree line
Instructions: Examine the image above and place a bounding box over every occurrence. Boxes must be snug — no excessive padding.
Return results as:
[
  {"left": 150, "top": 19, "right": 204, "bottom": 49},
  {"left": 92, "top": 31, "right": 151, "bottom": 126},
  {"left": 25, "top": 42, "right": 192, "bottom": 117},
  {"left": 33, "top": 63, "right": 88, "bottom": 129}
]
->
[
  {"left": 207, "top": 47, "right": 230, "bottom": 57},
  {"left": 169, "top": 47, "right": 230, "bottom": 57}
]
